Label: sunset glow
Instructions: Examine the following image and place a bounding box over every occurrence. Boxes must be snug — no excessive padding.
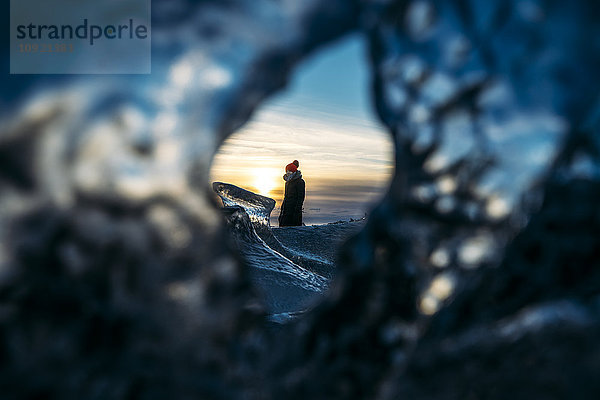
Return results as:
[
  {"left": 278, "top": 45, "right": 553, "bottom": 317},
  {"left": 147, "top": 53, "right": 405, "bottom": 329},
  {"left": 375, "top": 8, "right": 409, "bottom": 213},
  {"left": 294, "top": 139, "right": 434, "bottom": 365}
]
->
[
  {"left": 252, "top": 168, "right": 280, "bottom": 196},
  {"left": 209, "top": 101, "right": 394, "bottom": 224},
  {"left": 209, "top": 35, "right": 394, "bottom": 224}
]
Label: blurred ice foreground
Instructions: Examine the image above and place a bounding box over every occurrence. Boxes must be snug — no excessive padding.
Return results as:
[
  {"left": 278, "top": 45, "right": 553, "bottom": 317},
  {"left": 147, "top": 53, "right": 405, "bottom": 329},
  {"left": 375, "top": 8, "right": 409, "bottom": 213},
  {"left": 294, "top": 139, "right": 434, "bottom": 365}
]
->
[{"left": 1, "top": 0, "right": 600, "bottom": 399}]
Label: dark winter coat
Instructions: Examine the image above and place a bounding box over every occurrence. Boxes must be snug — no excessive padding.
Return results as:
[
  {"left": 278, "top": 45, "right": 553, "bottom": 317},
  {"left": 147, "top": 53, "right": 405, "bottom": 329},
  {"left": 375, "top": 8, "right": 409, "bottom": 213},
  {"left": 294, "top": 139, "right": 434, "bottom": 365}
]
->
[{"left": 278, "top": 171, "right": 305, "bottom": 227}]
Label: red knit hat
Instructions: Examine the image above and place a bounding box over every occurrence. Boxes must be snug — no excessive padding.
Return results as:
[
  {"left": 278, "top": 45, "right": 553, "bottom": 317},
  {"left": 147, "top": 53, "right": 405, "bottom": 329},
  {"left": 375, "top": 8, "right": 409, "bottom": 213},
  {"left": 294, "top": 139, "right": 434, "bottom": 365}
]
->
[{"left": 285, "top": 163, "right": 297, "bottom": 172}]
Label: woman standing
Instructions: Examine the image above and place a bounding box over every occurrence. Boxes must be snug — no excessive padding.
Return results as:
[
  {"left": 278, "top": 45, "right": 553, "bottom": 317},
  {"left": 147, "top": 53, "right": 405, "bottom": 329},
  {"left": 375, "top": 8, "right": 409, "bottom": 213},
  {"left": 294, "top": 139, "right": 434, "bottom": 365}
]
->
[{"left": 278, "top": 160, "right": 305, "bottom": 227}]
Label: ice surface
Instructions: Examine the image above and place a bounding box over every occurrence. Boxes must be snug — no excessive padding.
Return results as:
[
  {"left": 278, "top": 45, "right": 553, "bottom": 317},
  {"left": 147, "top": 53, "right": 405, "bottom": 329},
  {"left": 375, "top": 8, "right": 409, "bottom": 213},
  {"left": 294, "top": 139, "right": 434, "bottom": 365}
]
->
[{"left": 221, "top": 206, "right": 328, "bottom": 313}]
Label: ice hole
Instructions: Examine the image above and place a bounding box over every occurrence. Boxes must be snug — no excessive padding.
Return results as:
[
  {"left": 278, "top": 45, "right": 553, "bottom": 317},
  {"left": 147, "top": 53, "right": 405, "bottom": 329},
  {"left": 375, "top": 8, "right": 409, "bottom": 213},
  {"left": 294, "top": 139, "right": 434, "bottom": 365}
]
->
[{"left": 209, "top": 35, "right": 394, "bottom": 318}]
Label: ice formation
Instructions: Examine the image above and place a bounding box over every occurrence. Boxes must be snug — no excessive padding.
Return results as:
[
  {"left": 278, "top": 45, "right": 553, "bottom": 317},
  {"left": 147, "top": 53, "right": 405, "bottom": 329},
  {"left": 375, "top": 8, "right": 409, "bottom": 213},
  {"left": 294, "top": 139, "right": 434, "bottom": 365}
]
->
[
  {"left": 213, "top": 182, "right": 275, "bottom": 227},
  {"left": 1, "top": 0, "right": 600, "bottom": 399},
  {"left": 220, "top": 205, "right": 328, "bottom": 313}
]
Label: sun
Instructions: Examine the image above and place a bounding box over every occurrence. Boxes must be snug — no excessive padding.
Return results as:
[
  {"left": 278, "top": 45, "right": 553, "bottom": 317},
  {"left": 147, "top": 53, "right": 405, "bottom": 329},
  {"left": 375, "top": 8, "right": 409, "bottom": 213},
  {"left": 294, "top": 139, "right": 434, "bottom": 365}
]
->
[{"left": 252, "top": 168, "right": 279, "bottom": 196}]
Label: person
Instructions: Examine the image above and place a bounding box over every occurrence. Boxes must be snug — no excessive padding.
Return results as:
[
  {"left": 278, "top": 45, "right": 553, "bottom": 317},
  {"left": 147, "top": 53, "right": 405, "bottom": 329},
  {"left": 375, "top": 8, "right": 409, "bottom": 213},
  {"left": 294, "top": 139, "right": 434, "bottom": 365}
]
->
[{"left": 278, "top": 160, "right": 305, "bottom": 227}]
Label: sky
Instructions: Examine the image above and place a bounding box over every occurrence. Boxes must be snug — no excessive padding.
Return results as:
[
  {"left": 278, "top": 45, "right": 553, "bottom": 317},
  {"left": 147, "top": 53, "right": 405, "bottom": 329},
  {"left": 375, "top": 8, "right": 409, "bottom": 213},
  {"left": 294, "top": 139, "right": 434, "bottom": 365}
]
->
[{"left": 210, "top": 34, "right": 394, "bottom": 225}]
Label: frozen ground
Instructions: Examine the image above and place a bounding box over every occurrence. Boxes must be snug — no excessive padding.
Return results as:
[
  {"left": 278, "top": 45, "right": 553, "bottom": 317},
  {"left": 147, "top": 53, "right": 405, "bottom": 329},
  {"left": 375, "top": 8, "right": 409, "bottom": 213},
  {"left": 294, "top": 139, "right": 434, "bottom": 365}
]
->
[
  {"left": 222, "top": 203, "right": 365, "bottom": 314},
  {"left": 272, "top": 220, "right": 365, "bottom": 267}
]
